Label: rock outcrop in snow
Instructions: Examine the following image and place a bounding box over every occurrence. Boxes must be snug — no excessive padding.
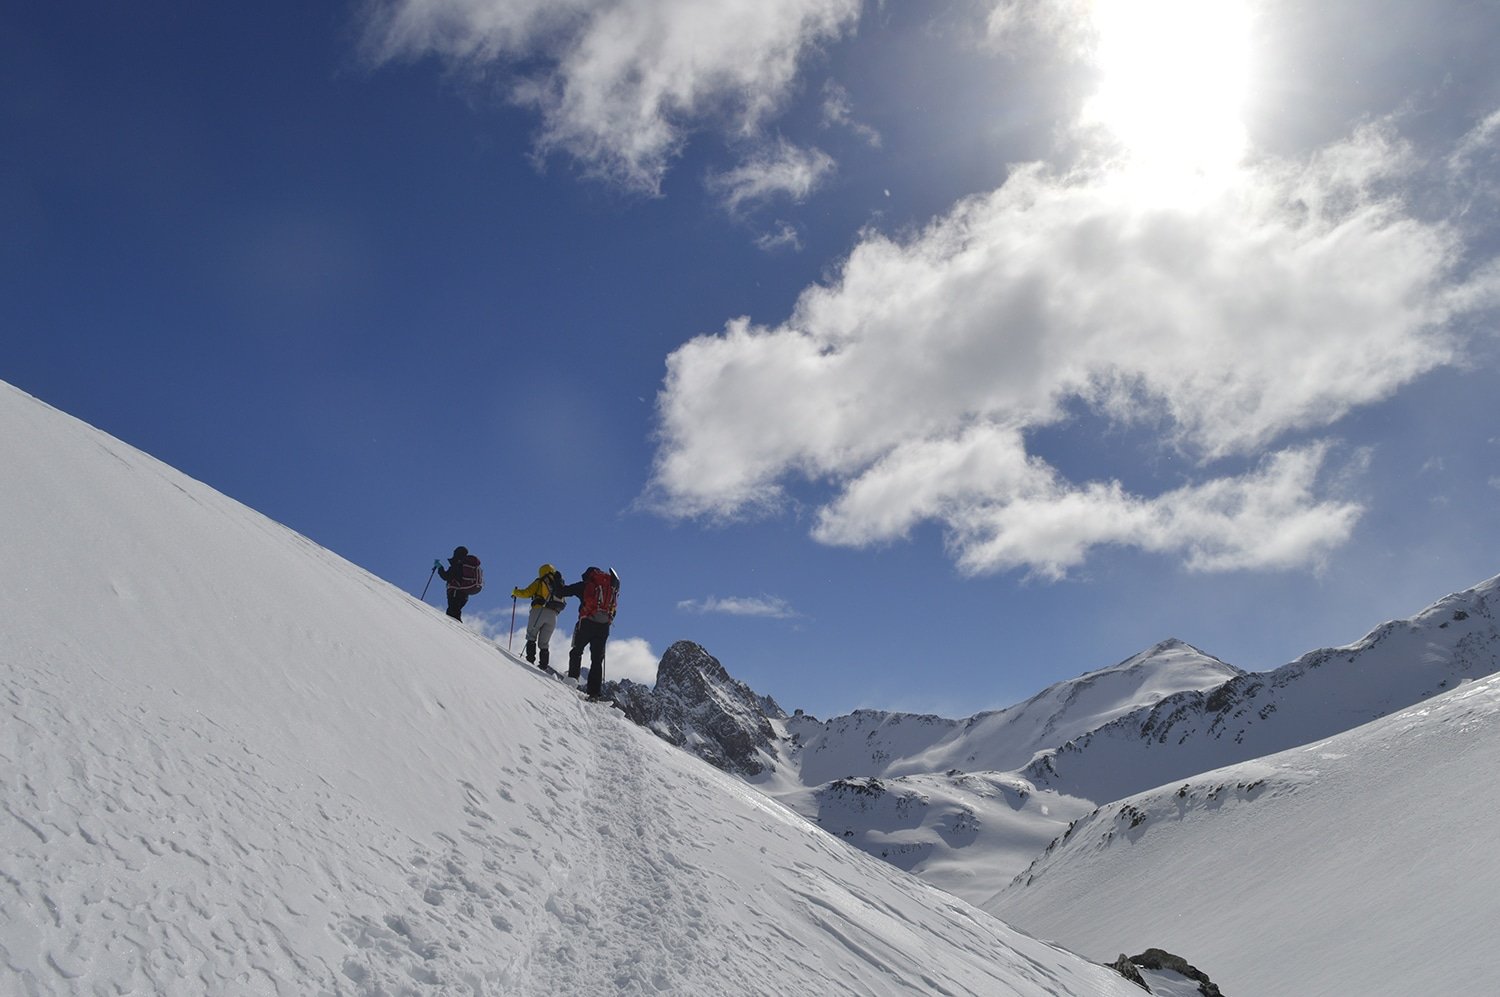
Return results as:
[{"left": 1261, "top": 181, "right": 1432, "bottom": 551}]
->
[
  {"left": 608, "top": 639, "right": 789, "bottom": 777},
  {"left": 1122, "top": 950, "right": 1225, "bottom": 996}
]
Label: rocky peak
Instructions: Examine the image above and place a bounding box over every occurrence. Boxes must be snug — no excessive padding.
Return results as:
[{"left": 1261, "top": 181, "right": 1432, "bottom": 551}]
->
[
  {"left": 657, "top": 640, "right": 744, "bottom": 699},
  {"left": 610, "top": 640, "right": 786, "bottom": 778}
]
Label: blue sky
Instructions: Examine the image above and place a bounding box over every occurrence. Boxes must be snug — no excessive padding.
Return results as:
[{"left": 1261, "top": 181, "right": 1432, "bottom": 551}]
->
[{"left": 5, "top": 0, "right": 1499, "bottom": 720}]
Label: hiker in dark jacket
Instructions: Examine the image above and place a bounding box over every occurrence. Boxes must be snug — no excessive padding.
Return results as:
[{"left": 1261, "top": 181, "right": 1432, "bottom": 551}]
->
[
  {"left": 435, "top": 546, "right": 482, "bottom": 621},
  {"left": 511, "top": 563, "right": 567, "bottom": 669},
  {"left": 556, "top": 566, "right": 619, "bottom": 698}
]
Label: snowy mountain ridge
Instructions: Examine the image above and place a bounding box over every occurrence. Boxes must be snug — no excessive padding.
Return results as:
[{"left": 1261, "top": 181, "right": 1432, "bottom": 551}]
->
[
  {"left": 1021, "top": 574, "right": 1500, "bottom": 803},
  {"left": 610, "top": 636, "right": 1241, "bottom": 793},
  {"left": 611, "top": 576, "right": 1500, "bottom": 912},
  {"left": 598, "top": 575, "right": 1500, "bottom": 994}
]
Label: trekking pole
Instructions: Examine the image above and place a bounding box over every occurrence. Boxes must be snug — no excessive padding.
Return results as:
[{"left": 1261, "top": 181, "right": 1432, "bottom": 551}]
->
[
  {"left": 509, "top": 597, "right": 517, "bottom": 651},
  {"left": 420, "top": 564, "right": 437, "bottom": 601}
]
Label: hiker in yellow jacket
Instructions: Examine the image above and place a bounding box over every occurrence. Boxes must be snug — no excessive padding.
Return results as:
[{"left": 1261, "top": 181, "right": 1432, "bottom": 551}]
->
[{"left": 511, "top": 564, "right": 567, "bottom": 670}]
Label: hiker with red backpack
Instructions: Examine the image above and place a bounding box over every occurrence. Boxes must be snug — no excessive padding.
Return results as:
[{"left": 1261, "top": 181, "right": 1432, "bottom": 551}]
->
[
  {"left": 510, "top": 563, "right": 567, "bottom": 670},
  {"left": 556, "top": 566, "right": 620, "bottom": 699},
  {"left": 435, "top": 546, "right": 483, "bottom": 621}
]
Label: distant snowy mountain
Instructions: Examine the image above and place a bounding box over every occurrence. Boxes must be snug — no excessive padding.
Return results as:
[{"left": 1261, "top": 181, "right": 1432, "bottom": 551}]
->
[
  {"left": 0, "top": 380, "right": 1143, "bottom": 996},
  {"left": 991, "top": 670, "right": 1500, "bottom": 996},
  {"left": 789, "top": 639, "right": 1243, "bottom": 785},
  {"left": 766, "top": 641, "right": 1242, "bottom": 901},
  {"left": 1021, "top": 576, "right": 1500, "bottom": 803},
  {"left": 612, "top": 582, "right": 1500, "bottom": 917},
  {"left": 610, "top": 636, "right": 1248, "bottom": 902}
]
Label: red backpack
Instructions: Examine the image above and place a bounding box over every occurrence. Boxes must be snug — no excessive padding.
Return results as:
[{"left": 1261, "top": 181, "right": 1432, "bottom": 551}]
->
[
  {"left": 579, "top": 567, "right": 618, "bottom": 622},
  {"left": 453, "top": 555, "right": 484, "bottom": 594}
]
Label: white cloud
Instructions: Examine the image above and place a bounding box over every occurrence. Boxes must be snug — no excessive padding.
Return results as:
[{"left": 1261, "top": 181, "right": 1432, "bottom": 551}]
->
[
  {"left": 470, "top": 608, "right": 656, "bottom": 684},
  {"left": 982, "top": 0, "right": 1094, "bottom": 56},
  {"left": 361, "top": 0, "right": 860, "bottom": 193},
  {"left": 603, "top": 636, "right": 660, "bottom": 685},
  {"left": 647, "top": 123, "right": 1498, "bottom": 576},
  {"left": 754, "top": 221, "right": 804, "bottom": 253},
  {"left": 709, "top": 140, "right": 836, "bottom": 215},
  {"left": 821, "top": 80, "right": 881, "bottom": 147},
  {"left": 460, "top": 607, "right": 514, "bottom": 643},
  {"left": 818, "top": 436, "right": 1361, "bottom": 579},
  {"left": 1449, "top": 108, "right": 1500, "bottom": 180},
  {"left": 677, "top": 595, "right": 798, "bottom": 618}
]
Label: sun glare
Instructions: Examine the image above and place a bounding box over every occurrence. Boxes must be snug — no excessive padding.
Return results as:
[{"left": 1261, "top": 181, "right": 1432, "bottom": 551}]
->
[{"left": 1083, "top": 0, "right": 1252, "bottom": 196}]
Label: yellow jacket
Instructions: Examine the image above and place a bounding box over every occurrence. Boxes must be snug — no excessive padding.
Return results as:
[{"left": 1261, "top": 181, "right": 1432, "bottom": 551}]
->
[{"left": 512, "top": 564, "right": 563, "bottom": 607}]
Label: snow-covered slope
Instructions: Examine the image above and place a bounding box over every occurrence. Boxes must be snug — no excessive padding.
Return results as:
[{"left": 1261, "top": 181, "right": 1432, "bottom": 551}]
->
[
  {"left": 991, "top": 671, "right": 1500, "bottom": 997},
  {"left": 0, "top": 381, "right": 1143, "bottom": 996},
  {"left": 1022, "top": 577, "right": 1500, "bottom": 804},
  {"left": 774, "top": 769, "right": 1099, "bottom": 905}
]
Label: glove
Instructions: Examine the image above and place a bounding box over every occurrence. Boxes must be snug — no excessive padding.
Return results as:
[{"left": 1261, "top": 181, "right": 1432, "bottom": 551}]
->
[
  {"left": 434, "top": 559, "right": 443, "bottom": 570},
  {"left": 512, "top": 587, "right": 524, "bottom": 597}
]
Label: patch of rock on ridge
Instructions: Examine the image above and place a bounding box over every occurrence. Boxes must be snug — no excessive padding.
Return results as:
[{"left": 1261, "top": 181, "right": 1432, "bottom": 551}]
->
[{"left": 1107, "top": 948, "right": 1226, "bottom": 996}]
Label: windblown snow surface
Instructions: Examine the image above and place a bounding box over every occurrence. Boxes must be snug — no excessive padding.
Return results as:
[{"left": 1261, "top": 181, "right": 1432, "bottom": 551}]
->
[
  {"left": 992, "top": 671, "right": 1500, "bottom": 996},
  {"left": 0, "top": 379, "right": 1143, "bottom": 995}
]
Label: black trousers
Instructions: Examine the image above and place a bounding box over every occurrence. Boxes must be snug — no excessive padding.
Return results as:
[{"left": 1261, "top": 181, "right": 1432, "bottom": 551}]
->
[
  {"left": 568, "top": 618, "right": 611, "bottom": 695},
  {"left": 446, "top": 591, "right": 470, "bottom": 621}
]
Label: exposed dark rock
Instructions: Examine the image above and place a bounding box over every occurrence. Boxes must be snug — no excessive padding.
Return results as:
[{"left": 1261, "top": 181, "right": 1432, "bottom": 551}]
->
[
  {"left": 824, "top": 777, "right": 887, "bottom": 800},
  {"left": 1108, "top": 954, "right": 1151, "bottom": 991},
  {"left": 608, "top": 640, "right": 786, "bottom": 778},
  {"left": 1131, "top": 948, "right": 1225, "bottom": 996}
]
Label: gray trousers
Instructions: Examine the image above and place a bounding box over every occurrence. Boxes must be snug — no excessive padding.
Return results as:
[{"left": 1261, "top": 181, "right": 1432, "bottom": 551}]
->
[{"left": 525, "top": 605, "right": 560, "bottom": 647}]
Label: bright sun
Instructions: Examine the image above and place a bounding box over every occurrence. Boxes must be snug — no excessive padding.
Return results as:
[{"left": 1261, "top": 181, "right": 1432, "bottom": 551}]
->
[{"left": 1083, "top": 0, "right": 1252, "bottom": 191}]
